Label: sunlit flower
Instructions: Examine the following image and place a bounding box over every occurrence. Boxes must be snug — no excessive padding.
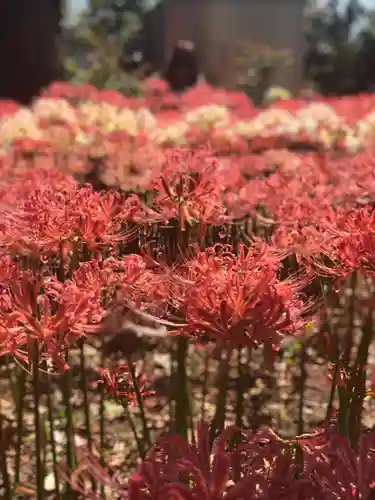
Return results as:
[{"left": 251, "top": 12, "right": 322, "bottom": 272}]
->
[{"left": 170, "top": 243, "right": 311, "bottom": 348}]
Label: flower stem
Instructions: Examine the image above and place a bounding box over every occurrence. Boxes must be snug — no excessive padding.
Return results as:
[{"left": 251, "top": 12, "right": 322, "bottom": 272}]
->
[
  {"left": 126, "top": 357, "right": 151, "bottom": 451},
  {"left": 200, "top": 346, "right": 210, "bottom": 422},
  {"left": 62, "top": 361, "right": 75, "bottom": 500},
  {"left": 13, "top": 367, "right": 26, "bottom": 488},
  {"left": 0, "top": 402, "right": 11, "bottom": 500},
  {"left": 343, "top": 273, "right": 357, "bottom": 365},
  {"left": 325, "top": 360, "right": 338, "bottom": 423},
  {"left": 79, "top": 340, "right": 93, "bottom": 453},
  {"left": 235, "top": 348, "right": 245, "bottom": 428},
  {"left": 99, "top": 344, "right": 105, "bottom": 498},
  {"left": 348, "top": 309, "right": 373, "bottom": 448},
  {"left": 174, "top": 337, "right": 190, "bottom": 440},
  {"left": 125, "top": 407, "right": 145, "bottom": 459},
  {"left": 32, "top": 343, "right": 44, "bottom": 500},
  {"left": 210, "top": 347, "right": 232, "bottom": 445},
  {"left": 46, "top": 375, "right": 61, "bottom": 500},
  {"left": 79, "top": 339, "right": 96, "bottom": 492},
  {"left": 297, "top": 344, "right": 307, "bottom": 435}
]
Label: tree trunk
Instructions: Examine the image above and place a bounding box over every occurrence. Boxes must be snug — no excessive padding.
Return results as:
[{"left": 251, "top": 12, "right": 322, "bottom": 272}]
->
[{"left": 0, "top": 0, "right": 63, "bottom": 105}]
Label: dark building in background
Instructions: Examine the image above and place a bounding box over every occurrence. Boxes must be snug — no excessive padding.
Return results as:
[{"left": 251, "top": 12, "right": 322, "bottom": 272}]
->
[
  {"left": 142, "top": 0, "right": 306, "bottom": 93},
  {"left": 0, "top": 0, "right": 63, "bottom": 105}
]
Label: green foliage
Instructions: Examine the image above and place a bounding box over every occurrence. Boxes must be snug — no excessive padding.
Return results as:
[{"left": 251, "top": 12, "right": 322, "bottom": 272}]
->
[
  {"left": 305, "top": 0, "right": 375, "bottom": 94},
  {"left": 235, "top": 41, "right": 292, "bottom": 105},
  {"left": 64, "top": 0, "right": 145, "bottom": 96}
]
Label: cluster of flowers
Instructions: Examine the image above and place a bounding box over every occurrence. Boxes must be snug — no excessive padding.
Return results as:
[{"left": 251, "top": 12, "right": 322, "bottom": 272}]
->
[
  {"left": 1, "top": 80, "right": 375, "bottom": 166},
  {"left": 2, "top": 80, "right": 375, "bottom": 497},
  {"left": 71, "top": 422, "right": 375, "bottom": 499},
  {"left": 2, "top": 125, "right": 375, "bottom": 377},
  {"left": 0, "top": 163, "right": 311, "bottom": 363}
]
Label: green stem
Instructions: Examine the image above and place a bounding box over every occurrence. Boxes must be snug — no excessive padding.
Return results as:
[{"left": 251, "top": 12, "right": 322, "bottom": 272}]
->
[
  {"left": 79, "top": 339, "right": 95, "bottom": 492},
  {"left": 235, "top": 348, "right": 245, "bottom": 428},
  {"left": 174, "top": 337, "right": 190, "bottom": 440},
  {"left": 210, "top": 348, "right": 232, "bottom": 445},
  {"left": 5, "top": 357, "right": 17, "bottom": 405},
  {"left": 200, "top": 346, "right": 210, "bottom": 422},
  {"left": 62, "top": 362, "right": 75, "bottom": 500},
  {"left": 297, "top": 344, "right": 307, "bottom": 435},
  {"left": 46, "top": 375, "right": 61, "bottom": 500},
  {"left": 325, "top": 360, "right": 338, "bottom": 423},
  {"left": 126, "top": 358, "right": 151, "bottom": 451},
  {"left": 79, "top": 340, "right": 93, "bottom": 453},
  {"left": 0, "top": 403, "right": 11, "bottom": 500},
  {"left": 32, "top": 343, "right": 44, "bottom": 500},
  {"left": 13, "top": 368, "right": 27, "bottom": 488},
  {"left": 347, "top": 310, "right": 373, "bottom": 448},
  {"left": 343, "top": 272, "right": 357, "bottom": 366},
  {"left": 125, "top": 407, "right": 145, "bottom": 459},
  {"left": 99, "top": 344, "right": 105, "bottom": 498}
]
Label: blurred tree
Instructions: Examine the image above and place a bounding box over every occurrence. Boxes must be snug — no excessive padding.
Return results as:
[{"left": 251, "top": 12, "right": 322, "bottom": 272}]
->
[
  {"left": 234, "top": 41, "right": 292, "bottom": 105},
  {"left": 65, "top": 0, "right": 146, "bottom": 94},
  {"left": 304, "top": 0, "right": 367, "bottom": 95},
  {"left": 0, "top": 0, "right": 63, "bottom": 104},
  {"left": 355, "top": 11, "right": 375, "bottom": 91},
  {"left": 86, "top": 0, "right": 145, "bottom": 36}
]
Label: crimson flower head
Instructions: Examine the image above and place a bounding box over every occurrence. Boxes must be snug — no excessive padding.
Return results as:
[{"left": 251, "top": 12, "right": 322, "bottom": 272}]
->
[
  {"left": 96, "top": 362, "right": 153, "bottom": 407},
  {"left": 68, "top": 422, "right": 325, "bottom": 500},
  {"left": 311, "top": 206, "right": 375, "bottom": 280},
  {"left": 0, "top": 180, "right": 136, "bottom": 260},
  {"left": 305, "top": 431, "right": 375, "bottom": 500},
  {"left": 171, "top": 243, "right": 311, "bottom": 349},
  {"left": 0, "top": 270, "right": 98, "bottom": 369},
  {"left": 127, "top": 421, "right": 315, "bottom": 500},
  {"left": 151, "top": 149, "right": 229, "bottom": 228}
]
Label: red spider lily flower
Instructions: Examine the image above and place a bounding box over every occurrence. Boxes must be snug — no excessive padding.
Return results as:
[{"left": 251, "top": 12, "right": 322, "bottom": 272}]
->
[
  {"left": 0, "top": 182, "right": 136, "bottom": 259},
  {"left": 127, "top": 421, "right": 247, "bottom": 500},
  {"left": 60, "top": 449, "right": 120, "bottom": 500},
  {"left": 311, "top": 207, "right": 375, "bottom": 280},
  {"left": 170, "top": 244, "right": 312, "bottom": 348},
  {"left": 102, "top": 253, "right": 173, "bottom": 317},
  {"left": 68, "top": 421, "right": 323, "bottom": 499},
  {"left": 0, "top": 271, "right": 97, "bottom": 368},
  {"left": 96, "top": 363, "right": 154, "bottom": 407},
  {"left": 305, "top": 432, "right": 375, "bottom": 500},
  {"left": 47, "top": 260, "right": 111, "bottom": 326},
  {"left": 151, "top": 149, "right": 229, "bottom": 228},
  {"left": 127, "top": 421, "right": 317, "bottom": 500}
]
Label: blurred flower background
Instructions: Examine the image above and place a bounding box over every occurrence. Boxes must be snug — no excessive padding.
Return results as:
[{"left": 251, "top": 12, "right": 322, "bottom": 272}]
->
[{"left": 1, "top": 1, "right": 375, "bottom": 500}]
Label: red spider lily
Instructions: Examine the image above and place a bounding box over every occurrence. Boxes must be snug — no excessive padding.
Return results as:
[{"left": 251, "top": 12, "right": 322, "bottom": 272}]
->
[
  {"left": 0, "top": 271, "right": 97, "bottom": 368},
  {"left": 305, "top": 432, "right": 375, "bottom": 499},
  {"left": 170, "top": 244, "right": 312, "bottom": 348},
  {"left": 0, "top": 181, "right": 136, "bottom": 259},
  {"left": 151, "top": 149, "right": 229, "bottom": 228},
  {"left": 47, "top": 261, "right": 109, "bottom": 326},
  {"left": 96, "top": 363, "right": 154, "bottom": 407},
  {"left": 102, "top": 253, "right": 174, "bottom": 317},
  {"left": 67, "top": 422, "right": 339, "bottom": 500},
  {"left": 310, "top": 207, "right": 375, "bottom": 280},
  {"left": 126, "top": 421, "right": 318, "bottom": 500},
  {"left": 60, "top": 449, "right": 120, "bottom": 500},
  {"left": 102, "top": 254, "right": 148, "bottom": 285}
]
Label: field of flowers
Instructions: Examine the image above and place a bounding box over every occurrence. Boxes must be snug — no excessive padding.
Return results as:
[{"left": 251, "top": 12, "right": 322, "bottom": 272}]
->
[{"left": 2, "top": 79, "right": 375, "bottom": 499}]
